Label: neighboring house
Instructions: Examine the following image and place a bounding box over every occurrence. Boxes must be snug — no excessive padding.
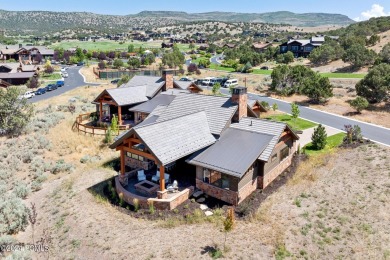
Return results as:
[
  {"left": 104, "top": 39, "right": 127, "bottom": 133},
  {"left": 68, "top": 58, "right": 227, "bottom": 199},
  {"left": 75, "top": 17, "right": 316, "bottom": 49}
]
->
[
  {"left": 224, "top": 43, "right": 236, "bottom": 49},
  {"left": 0, "top": 44, "right": 54, "bottom": 63},
  {"left": 93, "top": 70, "right": 203, "bottom": 127},
  {"left": 279, "top": 36, "right": 325, "bottom": 57},
  {"left": 110, "top": 86, "right": 298, "bottom": 209},
  {"left": 252, "top": 42, "right": 273, "bottom": 53},
  {"left": 0, "top": 63, "right": 38, "bottom": 86}
]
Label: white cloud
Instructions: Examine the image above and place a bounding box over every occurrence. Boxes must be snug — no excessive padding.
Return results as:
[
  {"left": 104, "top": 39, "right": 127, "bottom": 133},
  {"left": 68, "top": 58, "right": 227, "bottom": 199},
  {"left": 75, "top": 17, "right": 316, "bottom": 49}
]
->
[{"left": 354, "top": 4, "right": 390, "bottom": 21}]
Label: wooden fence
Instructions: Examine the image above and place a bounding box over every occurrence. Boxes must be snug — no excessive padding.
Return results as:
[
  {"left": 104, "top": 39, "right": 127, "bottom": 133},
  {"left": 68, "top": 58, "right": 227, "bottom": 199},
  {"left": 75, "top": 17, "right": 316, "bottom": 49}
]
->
[{"left": 72, "top": 112, "right": 129, "bottom": 136}]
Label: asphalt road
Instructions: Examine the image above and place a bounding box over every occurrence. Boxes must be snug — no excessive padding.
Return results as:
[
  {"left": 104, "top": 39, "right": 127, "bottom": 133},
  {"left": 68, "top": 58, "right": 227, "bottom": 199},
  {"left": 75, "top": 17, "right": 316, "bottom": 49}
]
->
[
  {"left": 210, "top": 54, "right": 224, "bottom": 64},
  {"left": 211, "top": 86, "right": 390, "bottom": 146},
  {"left": 30, "top": 66, "right": 99, "bottom": 103}
]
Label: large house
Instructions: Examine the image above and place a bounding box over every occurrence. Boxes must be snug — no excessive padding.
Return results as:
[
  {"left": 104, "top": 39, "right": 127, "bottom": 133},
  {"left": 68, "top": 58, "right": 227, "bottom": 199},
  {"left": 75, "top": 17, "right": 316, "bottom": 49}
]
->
[
  {"left": 0, "top": 44, "right": 54, "bottom": 63},
  {"left": 93, "top": 70, "right": 203, "bottom": 127},
  {"left": 0, "top": 63, "right": 39, "bottom": 87},
  {"left": 109, "top": 85, "right": 299, "bottom": 210},
  {"left": 279, "top": 36, "right": 325, "bottom": 57}
]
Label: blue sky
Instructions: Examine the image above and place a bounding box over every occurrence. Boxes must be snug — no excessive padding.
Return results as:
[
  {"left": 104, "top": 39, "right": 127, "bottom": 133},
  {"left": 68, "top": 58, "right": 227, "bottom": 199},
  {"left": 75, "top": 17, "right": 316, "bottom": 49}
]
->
[{"left": 1, "top": 1, "right": 390, "bottom": 21}]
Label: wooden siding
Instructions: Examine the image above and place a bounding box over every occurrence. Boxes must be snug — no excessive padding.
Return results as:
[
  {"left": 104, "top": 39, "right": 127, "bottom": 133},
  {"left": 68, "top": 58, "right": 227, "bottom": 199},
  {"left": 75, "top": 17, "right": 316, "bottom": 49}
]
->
[
  {"left": 264, "top": 136, "right": 293, "bottom": 175},
  {"left": 238, "top": 164, "right": 258, "bottom": 190}
]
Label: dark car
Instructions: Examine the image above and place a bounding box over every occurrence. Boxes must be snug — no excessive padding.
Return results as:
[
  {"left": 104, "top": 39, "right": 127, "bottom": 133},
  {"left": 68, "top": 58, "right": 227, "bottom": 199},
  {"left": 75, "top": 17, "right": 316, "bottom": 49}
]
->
[
  {"left": 260, "top": 66, "right": 269, "bottom": 70},
  {"left": 45, "top": 84, "right": 57, "bottom": 91},
  {"left": 77, "top": 62, "right": 85, "bottom": 66},
  {"left": 56, "top": 80, "right": 65, "bottom": 87},
  {"left": 35, "top": 88, "right": 47, "bottom": 95},
  {"left": 111, "top": 79, "right": 120, "bottom": 84},
  {"left": 194, "top": 79, "right": 203, "bottom": 86}
]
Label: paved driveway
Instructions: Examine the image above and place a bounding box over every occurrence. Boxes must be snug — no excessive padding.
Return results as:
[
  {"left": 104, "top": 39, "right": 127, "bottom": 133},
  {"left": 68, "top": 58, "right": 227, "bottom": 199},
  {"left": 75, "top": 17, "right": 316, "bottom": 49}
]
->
[{"left": 29, "top": 66, "right": 100, "bottom": 103}]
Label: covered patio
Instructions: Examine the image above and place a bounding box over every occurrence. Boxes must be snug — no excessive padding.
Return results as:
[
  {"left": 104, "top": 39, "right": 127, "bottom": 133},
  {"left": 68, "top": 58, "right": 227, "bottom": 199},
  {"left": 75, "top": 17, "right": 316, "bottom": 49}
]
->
[{"left": 93, "top": 86, "right": 149, "bottom": 127}]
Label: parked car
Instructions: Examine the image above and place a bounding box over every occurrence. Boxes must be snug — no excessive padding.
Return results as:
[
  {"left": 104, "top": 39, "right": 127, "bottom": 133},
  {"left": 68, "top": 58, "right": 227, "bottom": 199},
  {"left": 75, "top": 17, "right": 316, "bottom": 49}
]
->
[
  {"left": 21, "top": 91, "right": 35, "bottom": 99},
  {"left": 202, "top": 77, "right": 215, "bottom": 86},
  {"left": 60, "top": 67, "right": 66, "bottom": 72},
  {"left": 45, "top": 84, "right": 57, "bottom": 91},
  {"left": 56, "top": 80, "right": 65, "bottom": 87},
  {"left": 62, "top": 72, "right": 68, "bottom": 78},
  {"left": 210, "top": 77, "right": 227, "bottom": 86},
  {"left": 179, "top": 77, "right": 192, "bottom": 82},
  {"left": 77, "top": 61, "right": 85, "bottom": 66},
  {"left": 194, "top": 79, "right": 203, "bottom": 86},
  {"left": 35, "top": 88, "right": 47, "bottom": 95},
  {"left": 260, "top": 66, "right": 269, "bottom": 70},
  {"left": 223, "top": 79, "right": 238, "bottom": 88},
  {"left": 110, "top": 79, "right": 120, "bottom": 84}
]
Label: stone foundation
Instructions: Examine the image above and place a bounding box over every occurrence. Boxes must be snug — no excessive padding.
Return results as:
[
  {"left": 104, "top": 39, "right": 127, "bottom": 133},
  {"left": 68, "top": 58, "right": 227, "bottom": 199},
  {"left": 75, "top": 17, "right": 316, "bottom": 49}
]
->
[
  {"left": 259, "top": 154, "right": 293, "bottom": 189},
  {"left": 196, "top": 179, "right": 239, "bottom": 205}
]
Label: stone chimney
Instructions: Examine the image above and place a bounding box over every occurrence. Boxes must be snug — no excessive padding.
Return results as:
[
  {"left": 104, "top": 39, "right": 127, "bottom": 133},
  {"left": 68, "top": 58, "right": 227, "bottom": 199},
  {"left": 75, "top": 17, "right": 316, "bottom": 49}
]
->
[
  {"left": 231, "top": 86, "right": 248, "bottom": 122},
  {"left": 162, "top": 69, "right": 174, "bottom": 91}
]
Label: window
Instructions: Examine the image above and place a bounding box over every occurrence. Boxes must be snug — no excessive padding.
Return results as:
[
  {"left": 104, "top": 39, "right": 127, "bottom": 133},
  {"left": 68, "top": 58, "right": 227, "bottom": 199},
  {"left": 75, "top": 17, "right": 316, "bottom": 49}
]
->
[
  {"left": 291, "top": 46, "right": 299, "bottom": 51},
  {"left": 280, "top": 146, "right": 290, "bottom": 161},
  {"left": 271, "top": 153, "right": 278, "bottom": 162},
  {"left": 221, "top": 176, "right": 230, "bottom": 189},
  {"left": 305, "top": 46, "right": 313, "bottom": 52},
  {"left": 131, "top": 153, "right": 138, "bottom": 160},
  {"left": 281, "top": 46, "right": 287, "bottom": 52},
  {"left": 203, "top": 168, "right": 210, "bottom": 183}
]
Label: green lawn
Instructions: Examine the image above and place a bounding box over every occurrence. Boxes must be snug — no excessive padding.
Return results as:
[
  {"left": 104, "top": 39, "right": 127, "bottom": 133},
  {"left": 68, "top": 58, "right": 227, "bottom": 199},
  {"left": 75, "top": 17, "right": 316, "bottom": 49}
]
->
[
  {"left": 49, "top": 40, "right": 190, "bottom": 52},
  {"left": 41, "top": 73, "right": 62, "bottom": 80},
  {"left": 209, "top": 64, "right": 235, "bottom": 72},
  {"left": 320, "top": 72, "right": 366, "bottom": 79},
  {"left": 265, "top": 114, "right": 317, "bottom": 131},
  {"left": 304, "top": 133, "right": 346, "bottom": 156}
]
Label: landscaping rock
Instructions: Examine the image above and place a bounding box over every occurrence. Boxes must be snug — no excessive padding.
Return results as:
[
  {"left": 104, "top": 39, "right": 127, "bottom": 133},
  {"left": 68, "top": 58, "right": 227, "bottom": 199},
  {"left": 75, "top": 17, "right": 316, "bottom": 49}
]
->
[
  {"left": 199, "top": 204, "right": 208, "bottom": 210},
  {"left": 197, "top": 197, "right": 206, "bottom": 203},
  {"left": 193, "top": 190, "right": 203, "bottom": 198},
  {"left": 205, "top": 211, "right": 213, "bottom": 216}
]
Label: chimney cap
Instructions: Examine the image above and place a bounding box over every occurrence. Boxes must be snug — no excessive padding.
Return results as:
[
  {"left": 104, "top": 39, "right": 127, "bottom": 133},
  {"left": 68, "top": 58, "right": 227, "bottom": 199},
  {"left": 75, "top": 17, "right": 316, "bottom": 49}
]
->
[{"left": 232, "top": 86, "right": 247, "bottom": 95}]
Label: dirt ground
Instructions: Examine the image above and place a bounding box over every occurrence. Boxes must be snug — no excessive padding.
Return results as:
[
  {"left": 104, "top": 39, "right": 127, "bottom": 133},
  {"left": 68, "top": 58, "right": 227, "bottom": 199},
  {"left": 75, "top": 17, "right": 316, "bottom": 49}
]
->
[{"left": 9, "top": 83, "right": 390, "bottom": 260}]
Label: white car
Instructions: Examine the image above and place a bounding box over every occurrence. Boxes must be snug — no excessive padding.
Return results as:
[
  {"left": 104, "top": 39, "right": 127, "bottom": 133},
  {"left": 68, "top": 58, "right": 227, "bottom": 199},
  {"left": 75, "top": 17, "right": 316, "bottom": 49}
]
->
[
  {"left": 62, "top": 72, "right": 68, "bottom": 78},
  {"left": 23, "top": 91, "right": 35, "bottom": 99},
  {"left": 60, "top": 67, "right": 66, "bottom": 72}
]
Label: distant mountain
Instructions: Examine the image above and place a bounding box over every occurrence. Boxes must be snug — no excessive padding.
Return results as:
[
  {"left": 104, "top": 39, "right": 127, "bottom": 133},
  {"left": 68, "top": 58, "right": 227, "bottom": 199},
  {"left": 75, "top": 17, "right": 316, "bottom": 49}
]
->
[
  {"left": 0, "top": 9, "right": 354, "bottom": 35},
  {"left": 134, "top": 11, "right": 355, "bottom": 26}
]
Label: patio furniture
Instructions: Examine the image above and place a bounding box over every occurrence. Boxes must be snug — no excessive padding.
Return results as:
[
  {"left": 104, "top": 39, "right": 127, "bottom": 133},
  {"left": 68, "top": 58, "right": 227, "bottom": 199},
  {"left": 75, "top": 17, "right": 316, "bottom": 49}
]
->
[
  {"left": 151, "top": 170, "right": 160, "bottom": 183},
  {"left": 137, "top": 170, "right": 146, "bottom": 182},
  {"left": 167, "top": 180, "right": 178, "bottom": 193}
]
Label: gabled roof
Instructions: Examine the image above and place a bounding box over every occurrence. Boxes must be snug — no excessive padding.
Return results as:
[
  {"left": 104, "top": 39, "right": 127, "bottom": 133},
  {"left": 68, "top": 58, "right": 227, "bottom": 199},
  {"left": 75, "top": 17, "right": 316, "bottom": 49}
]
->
[
  {"left": 119, "top": 75, "right": 165, "bottom": 98},
  {"left": 287, "top": 39, "right": 311, "bottom": 46},
  {"left": 247, "top": 99, "right": 268, "bottom": 112},
  {"left": 111, "top": 111, "right": 216, "bottom": 165},
  {"left": 156, "top": 93, "right": 238, "bottom": 135},
  {"left": 187, "top": 128, "right": 273, "bottom": 178},
  {"left": 129, "top": 93, "right": 176, "bottom": 113},
  {"left": 173, "top": 80, "right": 201, "bottom": 91},
  {"left": 230, "top": 117, "right": 298, "bottom": 161},
  {"left": 94, "top": 86, "right": 149, "bottom": 106}
]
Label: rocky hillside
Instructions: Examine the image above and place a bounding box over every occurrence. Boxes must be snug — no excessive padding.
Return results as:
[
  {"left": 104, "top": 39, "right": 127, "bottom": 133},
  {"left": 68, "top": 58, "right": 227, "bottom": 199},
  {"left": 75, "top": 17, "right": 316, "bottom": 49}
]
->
[{"left": 0, "top": 9, "right": 354, "bottom": 35}]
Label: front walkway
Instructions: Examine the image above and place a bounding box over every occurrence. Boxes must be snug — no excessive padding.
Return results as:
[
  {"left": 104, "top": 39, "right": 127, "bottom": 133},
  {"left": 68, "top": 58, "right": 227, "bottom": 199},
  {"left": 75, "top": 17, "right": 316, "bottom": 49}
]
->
[{"left": 298, "top": 125, "right": 343, "bottom": 147}]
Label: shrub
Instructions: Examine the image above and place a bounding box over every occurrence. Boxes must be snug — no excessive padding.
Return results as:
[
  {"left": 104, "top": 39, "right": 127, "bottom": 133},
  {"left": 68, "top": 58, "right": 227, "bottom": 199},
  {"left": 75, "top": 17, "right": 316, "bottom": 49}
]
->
[
  {"left": 51, "top": 159, "right": 73, "bottom": 174},
  {"left": 30, "top": 181, "right": 42, "bottom": 192},
  {"left": 148, "top": 201, "right": 155, "bottom": 214},
  {"left": 104, "top": 128, "right": 113, "bottom": 144},
  {"left": 0, "top": 195, "right": 29, "bottom": 235},
  {"left": 133, "top": 198, "right": 140, "bottom": 212},
  {"left": 26, "top": 77, "right": 40, "bottom": 89},
  {"left": 311, "top": 124, "right": 327, "bottom": 150},
  {"left": 260, "top": 101, "right": 270, "bottom": 110},
  {"left": 344, "top": 125, "right": 363, "bottom": 144},
  {"left": 350, "top": 96, "right": 369, "bottom": 113},
  {"left": 187, "top": 63, "right": 198, "bottom": 73},
  {"left": 12, "top": 183, "right": 31, "bottom": 199}
]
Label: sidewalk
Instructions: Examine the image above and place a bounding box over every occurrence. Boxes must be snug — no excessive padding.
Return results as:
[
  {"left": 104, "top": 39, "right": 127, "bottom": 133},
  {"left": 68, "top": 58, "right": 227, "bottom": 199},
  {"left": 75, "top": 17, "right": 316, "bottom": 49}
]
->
[{"left": 298, "top": 125, "right": 343, "bottom": 147}]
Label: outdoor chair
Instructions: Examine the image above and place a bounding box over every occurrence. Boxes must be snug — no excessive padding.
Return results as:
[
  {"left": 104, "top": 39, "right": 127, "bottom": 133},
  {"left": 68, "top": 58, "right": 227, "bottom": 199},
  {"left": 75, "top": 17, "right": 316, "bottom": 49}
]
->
[
  {"left": 151, "top": 170, "right": 160, "bottom": 183},
  {"left": 137, "top": 170, "right": 146, "bottom": 182},
  {"left": 167, "top": 180, "right": 178, "bottom": 193}
]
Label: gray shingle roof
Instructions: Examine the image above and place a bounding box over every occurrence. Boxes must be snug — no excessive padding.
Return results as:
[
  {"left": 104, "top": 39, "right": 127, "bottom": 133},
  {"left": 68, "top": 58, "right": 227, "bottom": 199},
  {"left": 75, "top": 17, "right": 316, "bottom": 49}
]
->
[
  {"left": 134, "top": 111, "right": 216, "bottom": 165},
  {"left": 105, "top": 86, "right": 149, "bottom": 106},
  {"left": 173, "top": 80, "right": 192, "bottom": 90},
  {"left": 230, "top": 117, "right": 287, "bottom": 161},
  {"left": 129, "top": 94, "right": 176, "bottom": 113},
  {"left": 187, "top": 128, "right": 273, "bottom": 178},
  {"left": 156, "top": 94, "right": 237, "bottom": 135},
  {"left": 120, "top": 75, "right": 164, "bottom": 98}
]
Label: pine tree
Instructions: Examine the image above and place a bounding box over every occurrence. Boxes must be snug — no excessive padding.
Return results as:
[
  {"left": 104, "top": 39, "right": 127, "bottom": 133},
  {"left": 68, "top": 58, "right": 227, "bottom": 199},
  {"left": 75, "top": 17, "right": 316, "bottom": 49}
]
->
[{"left": 311, "top": 124, "right": 327, "bottom": 150}]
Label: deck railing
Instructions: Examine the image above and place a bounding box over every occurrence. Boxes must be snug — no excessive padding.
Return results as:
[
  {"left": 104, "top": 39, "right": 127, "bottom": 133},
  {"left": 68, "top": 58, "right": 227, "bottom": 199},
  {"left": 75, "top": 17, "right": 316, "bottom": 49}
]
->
[{"left": 72, "top": 112, "right": 130, "bottom": 136}]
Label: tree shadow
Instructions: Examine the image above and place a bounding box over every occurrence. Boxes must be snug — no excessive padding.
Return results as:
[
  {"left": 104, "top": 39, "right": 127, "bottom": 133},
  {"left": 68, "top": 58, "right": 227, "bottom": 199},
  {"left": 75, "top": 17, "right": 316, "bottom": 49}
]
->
[
  {"left": 101, "top": 157, "right": 120, "bottom": 172},
  {"left": 343, "top": 111, "right": 360, "bottom": 116}
]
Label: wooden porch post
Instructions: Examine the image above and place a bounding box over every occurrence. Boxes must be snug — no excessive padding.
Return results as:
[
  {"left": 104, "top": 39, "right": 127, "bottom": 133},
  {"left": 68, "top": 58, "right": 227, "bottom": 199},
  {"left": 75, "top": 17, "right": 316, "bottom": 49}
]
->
[
  {"left": 99, "top": 101, "right": 103, "bottom": 121},
  {"left": 120, "top": 149, "right": 125, "bottom": 176},
  {"left": 159, "top": 165, "right": 165, "bottom": 191},
  {"left": 118, "top": 106, "right": 123, "bottom": 125}
]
